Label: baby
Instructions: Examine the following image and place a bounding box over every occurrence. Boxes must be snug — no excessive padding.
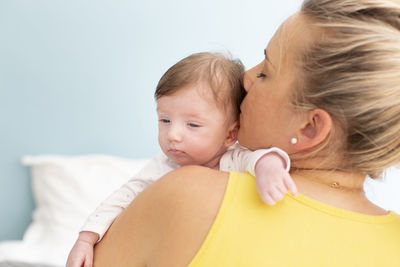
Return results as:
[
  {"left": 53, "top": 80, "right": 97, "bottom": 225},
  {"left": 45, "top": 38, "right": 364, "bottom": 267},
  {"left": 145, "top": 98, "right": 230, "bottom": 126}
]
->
[{"left": 66, "top": 52, "right": 297, "bottom": 267}]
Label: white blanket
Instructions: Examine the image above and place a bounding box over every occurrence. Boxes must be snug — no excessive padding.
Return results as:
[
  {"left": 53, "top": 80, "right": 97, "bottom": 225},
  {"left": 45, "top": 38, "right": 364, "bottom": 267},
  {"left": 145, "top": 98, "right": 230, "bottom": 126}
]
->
[{"left": 0, "top": 241, "right": 66, "bottom": 266}]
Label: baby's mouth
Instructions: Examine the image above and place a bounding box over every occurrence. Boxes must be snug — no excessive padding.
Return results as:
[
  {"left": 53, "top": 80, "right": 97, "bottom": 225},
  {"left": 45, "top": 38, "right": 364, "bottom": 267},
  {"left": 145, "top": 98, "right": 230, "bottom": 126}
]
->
[{"left": 168, "top": 149, "right": 186, "bottom": 156}]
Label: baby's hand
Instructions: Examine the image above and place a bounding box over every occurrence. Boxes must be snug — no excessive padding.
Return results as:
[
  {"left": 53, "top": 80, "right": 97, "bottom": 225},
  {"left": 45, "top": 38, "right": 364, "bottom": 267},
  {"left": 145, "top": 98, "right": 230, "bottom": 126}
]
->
[
  {"left": 255, "top": 152, "right": 297, "bottom": 205},
  {"left": 66, "top": 231, "right": 99, "bottom": 267}
]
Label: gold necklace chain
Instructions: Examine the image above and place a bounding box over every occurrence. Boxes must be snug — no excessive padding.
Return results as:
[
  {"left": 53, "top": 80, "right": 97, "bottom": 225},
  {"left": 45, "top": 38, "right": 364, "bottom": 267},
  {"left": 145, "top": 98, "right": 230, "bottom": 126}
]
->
[
  {"left": 330, "top": 181, "right": 341, "bottom": 188},
  {"left": 291, "top": 167, "right": 363, "bottom": 192}
]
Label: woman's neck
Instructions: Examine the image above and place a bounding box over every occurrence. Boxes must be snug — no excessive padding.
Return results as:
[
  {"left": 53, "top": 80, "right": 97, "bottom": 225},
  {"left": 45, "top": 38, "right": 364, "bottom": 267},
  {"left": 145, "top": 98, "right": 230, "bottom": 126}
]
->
[
  {"left": 290, "top": 168, "right": 365, "bottom": 191},
  {"left": 289, "top": 168, "right": 387, "bottom": 215},
  {"left": 290, "top": 153, "right": 365, "bottom": 192}
]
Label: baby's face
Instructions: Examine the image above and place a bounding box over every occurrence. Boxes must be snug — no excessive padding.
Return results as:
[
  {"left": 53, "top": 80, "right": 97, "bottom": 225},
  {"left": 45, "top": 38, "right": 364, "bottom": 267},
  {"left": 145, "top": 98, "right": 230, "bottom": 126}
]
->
[{"left": 156, "top": 84, "right": 237, "bottom": 168}]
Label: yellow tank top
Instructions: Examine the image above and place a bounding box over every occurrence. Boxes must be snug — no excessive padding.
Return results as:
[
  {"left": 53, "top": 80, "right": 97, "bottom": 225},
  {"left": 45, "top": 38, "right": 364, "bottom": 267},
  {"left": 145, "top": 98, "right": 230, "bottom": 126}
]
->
[{"left": 188, "top": 172, "right": 400, "bottom": 267}]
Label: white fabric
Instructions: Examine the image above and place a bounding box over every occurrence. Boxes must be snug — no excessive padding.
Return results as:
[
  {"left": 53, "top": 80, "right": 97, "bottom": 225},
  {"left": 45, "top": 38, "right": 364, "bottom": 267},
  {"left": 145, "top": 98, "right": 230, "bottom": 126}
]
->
[
  {"left": 80, "top": 153, "right": 178, "bottom": 239},
  {"left": 0, "top": 240, "right": 69, "bottom": 267},
  {"left": 81, "top": 144, "right": 291, "bottom": 240},
  {"left": 0, "top": 155, "right": 149, "bottom": 266},
  {"left": 220, "top": 144, "right": 291, "bottom": 175}
]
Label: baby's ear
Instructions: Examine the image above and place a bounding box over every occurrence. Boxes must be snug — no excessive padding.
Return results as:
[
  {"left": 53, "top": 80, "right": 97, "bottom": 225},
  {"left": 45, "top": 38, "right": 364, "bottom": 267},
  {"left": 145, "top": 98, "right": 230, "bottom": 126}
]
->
[{"left": 224, "top": 122, "right": 239, "bottom": 147}]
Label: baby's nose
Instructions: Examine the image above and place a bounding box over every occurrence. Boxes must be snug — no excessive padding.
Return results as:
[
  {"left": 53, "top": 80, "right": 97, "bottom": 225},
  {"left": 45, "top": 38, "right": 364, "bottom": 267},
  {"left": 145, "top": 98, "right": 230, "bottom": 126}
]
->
[{"left": 167, "top": 125, "right": 183, "bottom": 142}]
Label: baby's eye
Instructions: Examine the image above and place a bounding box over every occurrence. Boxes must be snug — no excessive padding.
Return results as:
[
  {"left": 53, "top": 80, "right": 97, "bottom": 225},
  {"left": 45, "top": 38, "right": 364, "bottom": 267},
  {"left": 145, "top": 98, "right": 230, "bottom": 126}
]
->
[
  {"left": 256, "top": 72, "right": 266, "bottom": 78},
  {"left": 159, "top": 119, "right": 170, "bottom": 124},
  {"left": 188, "top": 122, "right": 200, "bottom": 128}
]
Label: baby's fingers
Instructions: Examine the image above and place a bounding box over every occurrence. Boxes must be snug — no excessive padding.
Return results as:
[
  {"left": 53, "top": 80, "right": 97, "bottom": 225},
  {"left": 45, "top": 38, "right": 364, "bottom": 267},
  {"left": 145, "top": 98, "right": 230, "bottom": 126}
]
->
[
  {"left": 260, "top": 191, "right": 277, "bottom": 205},
  {"left": 274, "top": 181, "right": 288, "bottom": 196},
  {"left": 271, "top": 186, "right": 286, "bottom": 203},
  {"left": 67, "top": 257, "right": 84, "bottom": 267},
  {"left": 267, "top": 188, "right": 285, "bottom": 205},
  {"left": 284, "top": 174, "right": 298, "bottom": 197},
  {"left": 84, "top": 257, "right": 93, "bottom": 267},
  {"left": 84, "top": 248, "right": 94, "bottom": 267}
]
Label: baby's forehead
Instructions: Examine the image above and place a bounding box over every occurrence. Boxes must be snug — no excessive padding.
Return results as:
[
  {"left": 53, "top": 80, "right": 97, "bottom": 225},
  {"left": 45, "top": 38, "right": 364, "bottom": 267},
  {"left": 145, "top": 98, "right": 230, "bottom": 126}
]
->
[
  {"left": 162, "top": 79, "right": 229, "bottom": 102},
  {"left": 157, "top": 83, "right": 236, "bottom": 118},
  {"left": 194, "top": 81, "right": 226, "bottom": 100},
  {"left": 176, "top": 83, "right": 227, "bottom": 105},
  {"left": 194, "top": 82, "right": 237, "bottom": 121}
]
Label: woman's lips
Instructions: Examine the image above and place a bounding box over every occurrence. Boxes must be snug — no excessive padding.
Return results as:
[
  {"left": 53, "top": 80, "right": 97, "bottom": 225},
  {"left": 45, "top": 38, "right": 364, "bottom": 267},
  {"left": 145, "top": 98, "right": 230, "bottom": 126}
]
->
[{"left": 168, "top": 149, "right": 186, "bottom": 157}]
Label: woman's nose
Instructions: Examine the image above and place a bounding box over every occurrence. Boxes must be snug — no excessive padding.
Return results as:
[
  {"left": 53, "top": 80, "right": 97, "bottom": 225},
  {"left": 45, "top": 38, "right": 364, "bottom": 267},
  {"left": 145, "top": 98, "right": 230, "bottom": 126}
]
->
[{"left": 243, "top": 65, "right": 258, "bottom": 92}]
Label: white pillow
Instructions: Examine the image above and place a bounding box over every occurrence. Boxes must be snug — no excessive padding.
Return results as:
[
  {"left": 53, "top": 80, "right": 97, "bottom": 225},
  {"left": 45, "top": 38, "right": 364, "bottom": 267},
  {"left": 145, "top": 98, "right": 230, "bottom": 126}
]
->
[{"left": 20, "top": 154, "right": 149, "bottom": 262}]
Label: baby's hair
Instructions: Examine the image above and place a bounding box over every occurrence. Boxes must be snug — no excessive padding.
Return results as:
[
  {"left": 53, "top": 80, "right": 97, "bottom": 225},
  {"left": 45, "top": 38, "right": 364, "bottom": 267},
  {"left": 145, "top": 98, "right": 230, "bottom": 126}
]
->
[
  {"left": 155, "top": 52, "right": 246, "bottom": 122},
  {"left": 296, "top": 0, "right": 400, "bottom": 178}
]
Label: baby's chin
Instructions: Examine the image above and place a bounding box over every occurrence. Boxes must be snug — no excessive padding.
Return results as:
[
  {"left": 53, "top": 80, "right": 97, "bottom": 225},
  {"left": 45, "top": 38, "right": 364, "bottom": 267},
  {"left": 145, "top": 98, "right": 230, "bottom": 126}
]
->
[
  {"left": 174, "top": 156, "right": 200, "bottom": 165},
  {"left": 168, "top": 153, "right": 195, "bottom": 166}
]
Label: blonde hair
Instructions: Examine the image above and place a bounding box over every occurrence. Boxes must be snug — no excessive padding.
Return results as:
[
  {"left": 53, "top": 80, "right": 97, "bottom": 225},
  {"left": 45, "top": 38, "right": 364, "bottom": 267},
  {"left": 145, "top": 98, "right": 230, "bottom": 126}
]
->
[
  {"left": 297, "top": 0, "right": 400, "bottom": 178},
  {"left": 155, "top": 52, "right": 245, "bottom": 123}
]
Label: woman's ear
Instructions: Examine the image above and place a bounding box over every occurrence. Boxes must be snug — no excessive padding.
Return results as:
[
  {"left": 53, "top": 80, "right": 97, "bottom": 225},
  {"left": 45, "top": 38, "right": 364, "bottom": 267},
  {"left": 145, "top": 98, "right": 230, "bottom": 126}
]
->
[
  {"left": 293, "top": 109, "right": 332, "bottom": 150},
  {"left": 224, "top": 122, "right": 239, "bottom": 147}
]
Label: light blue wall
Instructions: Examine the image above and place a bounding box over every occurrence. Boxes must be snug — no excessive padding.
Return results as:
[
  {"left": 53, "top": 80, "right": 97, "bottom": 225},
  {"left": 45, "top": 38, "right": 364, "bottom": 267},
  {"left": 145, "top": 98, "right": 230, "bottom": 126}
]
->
[
  {"left": 0, "top": 0, "right": 302, "bottom": 240},
  {"left": 2, "top": 0, "right": 400, "bottom": 242}
]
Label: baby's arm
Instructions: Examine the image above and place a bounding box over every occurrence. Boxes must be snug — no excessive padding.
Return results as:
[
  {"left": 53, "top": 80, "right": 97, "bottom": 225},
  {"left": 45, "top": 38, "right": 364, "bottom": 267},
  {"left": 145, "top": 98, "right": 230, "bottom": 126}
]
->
[
  {"left": 254, "top": 151, "right": 297, "bottom": 205},
  {"left": 66, "top": 178, "right": 150, "bottom": 267},
  {"left": 79, "top": 178, "right": 153, "bottom": 241},
  {"left": 66, "top": 231, "right": 99, "bottom": 267},
  {"left": 220, "top": 144, "right": 297, "bottom": 205},
  {"left": 66, "top": 152, "right": 177, "bottom": 267}
]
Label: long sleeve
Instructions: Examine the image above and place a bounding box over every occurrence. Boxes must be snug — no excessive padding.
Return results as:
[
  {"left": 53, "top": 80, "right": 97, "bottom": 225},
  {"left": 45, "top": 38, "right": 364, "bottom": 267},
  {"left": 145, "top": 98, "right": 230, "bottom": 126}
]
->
[
  {"left": 80, "top": 152, "right": 179, "bottom": 241},
  {"left": 219, "top": 143, "right": 290, "bottom": 175}
]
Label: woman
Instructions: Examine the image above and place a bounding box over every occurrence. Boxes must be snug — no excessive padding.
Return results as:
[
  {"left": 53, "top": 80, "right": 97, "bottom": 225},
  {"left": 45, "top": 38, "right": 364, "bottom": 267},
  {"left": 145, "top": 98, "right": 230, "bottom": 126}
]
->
[{"left": 93, "top": 0, "right": 400, "bottom": 266}]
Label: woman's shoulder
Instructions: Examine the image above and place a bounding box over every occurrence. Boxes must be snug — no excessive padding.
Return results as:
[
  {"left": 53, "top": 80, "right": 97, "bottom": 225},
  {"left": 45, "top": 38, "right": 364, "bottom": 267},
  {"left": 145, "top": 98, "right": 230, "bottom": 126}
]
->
[
  {"left": 152, "top": 166, "right": 231, "bottom": 220},
  {"left": 94, "top": 166, "right": 232, "bottom": 266},
  {"left": 144, "top": 166, "right": 231, "bottom": 265},
  {"left": 158, "top": 165, "right": 230, "bottom": 193}
]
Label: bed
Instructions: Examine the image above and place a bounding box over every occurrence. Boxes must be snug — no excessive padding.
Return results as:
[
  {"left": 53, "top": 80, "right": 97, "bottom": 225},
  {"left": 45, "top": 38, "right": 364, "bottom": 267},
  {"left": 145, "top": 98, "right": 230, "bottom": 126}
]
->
[
  {"left": 0, "top": 155, "right": 149, "bottom": 267},
  {"left": 0, "top": 154, "right": 399, "bottom": 266}
]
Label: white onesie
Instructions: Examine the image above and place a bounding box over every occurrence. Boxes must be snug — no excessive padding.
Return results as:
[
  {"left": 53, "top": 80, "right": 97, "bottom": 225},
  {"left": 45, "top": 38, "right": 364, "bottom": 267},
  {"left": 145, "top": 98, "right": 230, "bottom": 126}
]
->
[{"left": 81, "top": 144, "right": 290, "bottom": 240}]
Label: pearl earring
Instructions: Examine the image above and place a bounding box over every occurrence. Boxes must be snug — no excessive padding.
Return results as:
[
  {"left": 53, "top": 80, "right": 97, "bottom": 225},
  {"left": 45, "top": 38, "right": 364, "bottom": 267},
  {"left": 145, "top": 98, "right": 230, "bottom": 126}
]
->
[{"left": 290, "top": 137, "right": 298, "bottom": 144}]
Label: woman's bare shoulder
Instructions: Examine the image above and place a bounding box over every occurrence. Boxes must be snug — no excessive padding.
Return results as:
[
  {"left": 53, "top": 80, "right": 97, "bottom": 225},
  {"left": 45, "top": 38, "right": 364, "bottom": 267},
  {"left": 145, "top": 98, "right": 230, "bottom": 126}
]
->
[
  {"left": 150, "top": 166, "right": 230, "bottom": 265},
  {"left": 94, "top": 166, "right": 230, "bottom": 267},
  {"left": 155, "top": 165, "right": 229, "bottom": 197}
]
